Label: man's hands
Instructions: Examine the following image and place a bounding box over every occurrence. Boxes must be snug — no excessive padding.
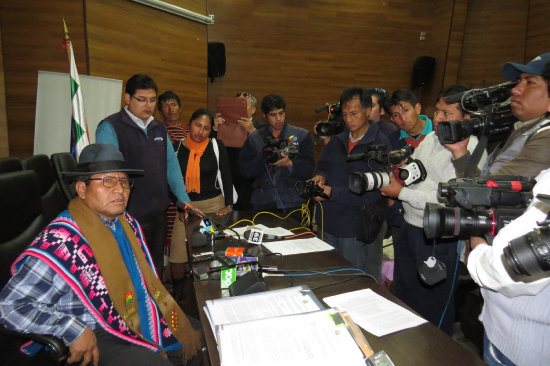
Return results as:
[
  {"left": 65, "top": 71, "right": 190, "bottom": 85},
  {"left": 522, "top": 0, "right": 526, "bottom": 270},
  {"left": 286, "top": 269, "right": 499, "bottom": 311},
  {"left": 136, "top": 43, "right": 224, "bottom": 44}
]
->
[
  {"left": 470, "top": 236, "right": 488, "bottom": 250},
  {"left": 444, "top": 137, "right": 470, "bottom": 160},
  {"left": 216, "top": 206, "right": 233, "bottom": 216},
  {"left": 68, "top": 327, "right": 99, "bottom": 366},
  {"left": 310, "top": 175, "right": 330, "bottom": 201},
  {"left": 272, "top": 152, "right": 294, "bottom": 168},
  {"left": 177, "top": 201, "right": 206, "bottom": 221},
  {"left": 214, "top": 113, "right": 256, "bottom": 133},
  {"left": 379, "top": 172, "right": 403, "bottom": 198}
]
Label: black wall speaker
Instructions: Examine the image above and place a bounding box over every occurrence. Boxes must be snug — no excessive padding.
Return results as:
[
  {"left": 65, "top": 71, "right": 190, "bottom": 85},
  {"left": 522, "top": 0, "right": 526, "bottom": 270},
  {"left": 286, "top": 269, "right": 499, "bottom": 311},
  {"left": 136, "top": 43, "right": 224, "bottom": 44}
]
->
[
  {"left": 208, "top": 42, "right": 226, "bottom": 81},
  {"left": 411, "top": 56, "right": 436, "bottom": 88}
]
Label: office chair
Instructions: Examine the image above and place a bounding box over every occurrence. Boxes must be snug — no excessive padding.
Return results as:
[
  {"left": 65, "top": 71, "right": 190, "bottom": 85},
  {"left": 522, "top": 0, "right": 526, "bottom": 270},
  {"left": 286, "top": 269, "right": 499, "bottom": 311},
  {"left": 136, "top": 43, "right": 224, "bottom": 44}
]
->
[
  {"left": 0, "top": 156, "right": 23, "bottom": 173},
  {"left": 50, "top": 152, "right": 78, "bottom": 203},
  {"left": 0, "top": 170, "right": 68, "bottom": 365}
]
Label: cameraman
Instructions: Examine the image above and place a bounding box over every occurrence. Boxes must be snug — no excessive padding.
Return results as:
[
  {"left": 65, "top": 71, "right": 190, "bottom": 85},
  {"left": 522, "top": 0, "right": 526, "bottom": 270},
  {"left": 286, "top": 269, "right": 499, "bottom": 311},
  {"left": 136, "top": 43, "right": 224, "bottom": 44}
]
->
[
  {"left": 449, "top": 53, "right": 550, "bottom": 178},
  {"left": 467, "top": 168, "right": 550, "bottom": 366},
  {"left": 459, "top": 56, "right": 550, "bottom": 366},
  {"left": 239, "top": 93, "right": 314, "bottom": 210},
  {"left": 379, "top": 87, "right": 487, "bottom": 335},
  {"left": 311, "top": 87, "right": 389, "bottom": 279}
]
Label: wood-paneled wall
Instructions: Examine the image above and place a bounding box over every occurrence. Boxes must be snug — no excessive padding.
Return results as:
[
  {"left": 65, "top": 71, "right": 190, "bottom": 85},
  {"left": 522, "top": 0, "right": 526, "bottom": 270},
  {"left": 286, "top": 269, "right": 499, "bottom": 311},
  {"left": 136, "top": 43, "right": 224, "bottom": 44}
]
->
[
  {"left": 0, "top": 0, "right": 207, "bottom": 157},
  {"left": 1, "top": 0, "right": 550, "bottom": 156},
  {"left": 0, "top": 24, "right": 8, "bottom": 157}
]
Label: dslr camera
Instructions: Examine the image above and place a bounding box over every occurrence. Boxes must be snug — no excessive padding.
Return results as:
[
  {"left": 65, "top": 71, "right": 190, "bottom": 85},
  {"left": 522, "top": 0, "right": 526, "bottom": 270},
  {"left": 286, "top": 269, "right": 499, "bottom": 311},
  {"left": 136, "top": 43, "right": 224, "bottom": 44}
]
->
[
  {"left": 347, "top": 144, "right": 427, "bottom": 194},
  {"left": 423, "top": 175, "right": 535, "bottom": 239},
  {"left": 262, "top": 136, "right": 299, "bottom": 164},
  {"left": 437, "top": 81, "right": 517, "bottom": 144},
  {"left": 503, "top": 194, "right": 550, "bottom": 276},
  {"left": 314, "top": 102, "right": 344, "bottom": 136},
  {"left": 295, "top": 180, "right": 329, "bottom": 200}
]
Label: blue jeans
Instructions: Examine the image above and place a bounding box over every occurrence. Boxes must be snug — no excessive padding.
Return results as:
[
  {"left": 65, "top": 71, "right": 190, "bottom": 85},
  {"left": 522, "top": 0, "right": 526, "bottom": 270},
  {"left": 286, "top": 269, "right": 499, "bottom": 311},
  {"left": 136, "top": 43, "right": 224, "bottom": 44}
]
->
[{"left": 484, "top": 332, "right": 517, "bottom": 366}]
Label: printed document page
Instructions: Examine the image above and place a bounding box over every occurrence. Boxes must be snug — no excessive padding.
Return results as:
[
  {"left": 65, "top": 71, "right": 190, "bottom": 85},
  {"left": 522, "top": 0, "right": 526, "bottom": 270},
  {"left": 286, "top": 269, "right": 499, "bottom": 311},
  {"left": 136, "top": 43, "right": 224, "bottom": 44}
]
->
[
  {"left": 323, "top": 288, "right": 427, "bottom": 337},
  {"left": 205, "top": 286, "right": 322, "bottom": 340},
  {"left": 224, "top": 224, "right": 293, "bottom": 238},
  {"left": 263, "top": 236, "right": 334, "bottom": 255},
  {"left": 217, "top": 309, "right": 366, "bottom": 366}
]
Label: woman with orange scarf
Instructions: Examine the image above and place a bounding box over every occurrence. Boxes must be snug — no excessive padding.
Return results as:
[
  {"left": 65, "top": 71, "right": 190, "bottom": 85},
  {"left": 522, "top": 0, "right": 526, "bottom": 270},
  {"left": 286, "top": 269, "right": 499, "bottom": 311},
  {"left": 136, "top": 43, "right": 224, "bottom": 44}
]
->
[{"left": 170, "top": 109, "right": 234, "bottom": 303}]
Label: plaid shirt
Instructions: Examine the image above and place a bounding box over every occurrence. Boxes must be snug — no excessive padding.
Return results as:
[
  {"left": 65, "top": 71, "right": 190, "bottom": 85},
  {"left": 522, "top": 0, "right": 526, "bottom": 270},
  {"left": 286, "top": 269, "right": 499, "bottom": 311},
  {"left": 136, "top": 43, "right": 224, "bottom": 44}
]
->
[{"left": 0, "top": 255, "right": 99, "bottom": 345}]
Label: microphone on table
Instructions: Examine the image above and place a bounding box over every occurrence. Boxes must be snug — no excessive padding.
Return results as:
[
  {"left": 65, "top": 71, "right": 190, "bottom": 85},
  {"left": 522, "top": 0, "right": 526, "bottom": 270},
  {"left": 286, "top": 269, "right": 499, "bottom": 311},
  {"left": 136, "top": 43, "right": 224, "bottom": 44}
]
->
[
  {"left": 188, "top": 229, "right": 229, "bottom": 248},
  {"left": 243, "top": 230, "right": 287, "bottom": 242}
]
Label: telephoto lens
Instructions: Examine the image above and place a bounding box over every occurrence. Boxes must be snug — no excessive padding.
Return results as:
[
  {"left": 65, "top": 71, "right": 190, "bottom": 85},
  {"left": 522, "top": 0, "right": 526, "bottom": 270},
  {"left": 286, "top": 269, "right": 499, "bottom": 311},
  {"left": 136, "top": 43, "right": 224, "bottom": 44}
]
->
[
  {"left": 503, "top": 228, "right": 550, "bottom": 276},
  {"left": 348, "top": 171, "right": 390, "bottom": 194}
]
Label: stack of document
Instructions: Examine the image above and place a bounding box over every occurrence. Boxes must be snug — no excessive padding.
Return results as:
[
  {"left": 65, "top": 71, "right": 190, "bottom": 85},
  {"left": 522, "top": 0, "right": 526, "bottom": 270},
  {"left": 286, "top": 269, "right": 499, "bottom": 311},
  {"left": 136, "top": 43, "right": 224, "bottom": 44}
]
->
[{"left": 204, "top": 286, "right": 370, "bottom": 366}]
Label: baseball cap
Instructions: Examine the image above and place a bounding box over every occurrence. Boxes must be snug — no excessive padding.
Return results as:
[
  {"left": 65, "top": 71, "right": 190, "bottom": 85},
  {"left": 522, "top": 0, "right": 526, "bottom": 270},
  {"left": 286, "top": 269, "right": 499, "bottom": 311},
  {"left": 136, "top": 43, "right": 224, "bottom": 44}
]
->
[{"left": 501, "top": 52, "right": 550, "bottom": 81}]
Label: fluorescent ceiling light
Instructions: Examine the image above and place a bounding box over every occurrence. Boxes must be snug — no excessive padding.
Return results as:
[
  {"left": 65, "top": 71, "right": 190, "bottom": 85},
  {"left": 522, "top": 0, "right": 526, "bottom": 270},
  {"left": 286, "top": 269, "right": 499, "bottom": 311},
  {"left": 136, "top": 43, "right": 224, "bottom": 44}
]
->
[{"left": 130, "top": 0, "right": 214, "bottom": 24}]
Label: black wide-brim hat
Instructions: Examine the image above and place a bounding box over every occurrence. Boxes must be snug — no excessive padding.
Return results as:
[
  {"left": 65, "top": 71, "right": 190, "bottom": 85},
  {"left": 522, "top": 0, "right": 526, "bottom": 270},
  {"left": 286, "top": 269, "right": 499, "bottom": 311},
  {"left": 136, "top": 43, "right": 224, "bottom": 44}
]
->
[{"left": 62, "top": 143, "right": 144, "bottom": 177}]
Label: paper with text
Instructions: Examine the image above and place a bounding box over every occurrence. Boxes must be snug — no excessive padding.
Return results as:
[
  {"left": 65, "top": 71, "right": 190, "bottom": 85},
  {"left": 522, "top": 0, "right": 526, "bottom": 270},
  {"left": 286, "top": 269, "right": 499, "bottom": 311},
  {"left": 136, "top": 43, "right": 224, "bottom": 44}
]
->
[
  {"left": 323, "top": 288, "right": 427, "bottom": 337},
  {"left": 263, "top": 236, "right": 334, "bottom": 255}
]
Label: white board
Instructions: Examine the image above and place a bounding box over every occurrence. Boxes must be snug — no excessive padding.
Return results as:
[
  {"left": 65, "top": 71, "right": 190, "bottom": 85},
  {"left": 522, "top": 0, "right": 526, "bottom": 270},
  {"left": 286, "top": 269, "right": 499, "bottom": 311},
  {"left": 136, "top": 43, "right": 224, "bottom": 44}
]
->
[{"left": 34, "top": 70, "right": 123, "bottom": 156}]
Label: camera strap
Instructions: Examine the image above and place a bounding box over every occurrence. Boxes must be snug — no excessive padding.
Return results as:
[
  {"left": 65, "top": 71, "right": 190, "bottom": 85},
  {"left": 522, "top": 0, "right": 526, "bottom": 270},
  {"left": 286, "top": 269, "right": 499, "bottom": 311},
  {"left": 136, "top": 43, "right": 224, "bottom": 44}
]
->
[{"left": 464, "top": 134, "right": 489, "bottom": 177}]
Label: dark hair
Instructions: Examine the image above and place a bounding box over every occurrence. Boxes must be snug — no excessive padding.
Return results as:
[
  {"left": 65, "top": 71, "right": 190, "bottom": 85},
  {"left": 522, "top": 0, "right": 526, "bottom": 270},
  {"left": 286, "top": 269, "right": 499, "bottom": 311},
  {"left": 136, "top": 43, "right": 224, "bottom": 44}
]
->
[
  {"left": 236, "top": 91, "right": 257, "bottom": 108},
  {"left": 436, "top": 84, "right": 470, "bottom": 114},
  {"left": 384, "top": 89, "right": 419, "bottom": 114},
  {"left": 367, "top": 88, "right": 387, "bottom": 108},
  {"left": 261, "top": 94, "right": 286, "bottom": 114},
  {"left": 189, "top": 108, "right": 214, "bottom": 127},
  {"left": 543, "top": 61, "right": 550, "bottom": 95},
  {"left": 340, "top": 87, "right": 373, "bottom": 110},
  {"left": 157, "top": 91, "right": 181, "bottom": 111},
  {"left": 125, "top": 74, "right": 158, "bottom": 96},
  {"left": 76, "top": 175, "right": 91, "bottom": 185}
]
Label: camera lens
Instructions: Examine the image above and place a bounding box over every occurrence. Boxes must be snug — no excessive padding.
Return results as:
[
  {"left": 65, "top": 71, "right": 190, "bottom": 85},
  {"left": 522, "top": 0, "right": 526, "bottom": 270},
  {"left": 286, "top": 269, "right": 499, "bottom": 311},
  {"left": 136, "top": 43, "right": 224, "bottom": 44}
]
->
[
  {"left": 423, "top": 204, "right": 496, "bottom": 239},
  {"left": 364, "top": 171, "right": 390, "bottom": 191},
  {"left": 504, "top": 228, "right": 550, "bottom": 276}
]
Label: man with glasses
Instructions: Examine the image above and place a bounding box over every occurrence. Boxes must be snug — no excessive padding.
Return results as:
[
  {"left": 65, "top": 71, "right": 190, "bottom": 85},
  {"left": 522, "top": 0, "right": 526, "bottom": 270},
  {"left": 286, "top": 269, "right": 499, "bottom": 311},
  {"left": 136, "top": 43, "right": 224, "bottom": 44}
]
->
[
  {"left": 214, "top": 91, "right": 262, "bottom": 210},
  {"left": 96, "top": 74, "right": 199, "bottom": 274},
  {"left": 0, "top": 144, "right": 202, "bottom": 366}
]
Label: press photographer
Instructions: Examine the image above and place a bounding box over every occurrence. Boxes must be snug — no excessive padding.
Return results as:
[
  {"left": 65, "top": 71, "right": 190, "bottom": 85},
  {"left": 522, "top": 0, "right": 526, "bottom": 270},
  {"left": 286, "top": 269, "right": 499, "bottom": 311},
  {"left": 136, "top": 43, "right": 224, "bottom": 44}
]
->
[
  {"left": 314, "top": 102, "right": 343, "bottom": 136},
  {"left": 423, "top": 176, "right": 535, "bottom": 239},
  {"left": 456, "top": 54, "right": 550, "bottom": 366},
  {"left": 347, "top": 144, "right": 427, "bottom": 193},
  {"left": 239, "top": 93, "right": 314, "bottom": 210},
  {"left": 310, "top": 86, "right": 390, "bottom": 281}
]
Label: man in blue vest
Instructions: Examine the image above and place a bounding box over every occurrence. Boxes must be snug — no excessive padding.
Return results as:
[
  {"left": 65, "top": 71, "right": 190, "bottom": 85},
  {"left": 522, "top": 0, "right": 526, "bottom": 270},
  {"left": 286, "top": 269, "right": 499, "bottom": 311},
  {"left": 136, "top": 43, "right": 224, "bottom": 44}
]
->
[{"left": 96, "top": 74, "right": 200, "bottom": 274}]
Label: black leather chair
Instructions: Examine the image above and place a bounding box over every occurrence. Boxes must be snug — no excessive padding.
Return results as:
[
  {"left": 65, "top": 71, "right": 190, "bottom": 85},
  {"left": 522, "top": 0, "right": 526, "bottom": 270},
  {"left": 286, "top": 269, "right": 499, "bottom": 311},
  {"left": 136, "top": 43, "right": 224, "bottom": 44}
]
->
[
  {"left": 22, "top": 154, "right": 68, "bottom": 222},
  {"left": 50, "top": 152, "right": 78, "bottom": 203},
  {"left": 0, "top": 156, "right": 23, "bottom": 173},
  {"left": 0, "top": 170, "right": 68, "bottom": 365}
]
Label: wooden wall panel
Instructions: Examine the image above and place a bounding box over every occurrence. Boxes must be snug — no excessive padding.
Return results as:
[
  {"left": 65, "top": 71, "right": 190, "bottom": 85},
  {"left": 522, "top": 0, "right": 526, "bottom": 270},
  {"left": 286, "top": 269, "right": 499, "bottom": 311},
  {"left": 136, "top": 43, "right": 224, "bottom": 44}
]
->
[
  {"left": 206, "top": 0, "right": 454, "bottom": 132},
  {"left": 458, "top": 0, "right": 529, "bottom": 88},
  {"left": 441, "top": 0, "right": 469, "bottom": 87},
  {"left": 526, "top": 0, "right": 550, "bottom": 60},
  {"left": 86, "top": 0, "right": 208, "bottom": 125},
  {"left": 0, "top": 23, "right": 8, "bottom": 157},
  {"left": 0, "top": 0, "right": 86, "bottom": 157}
]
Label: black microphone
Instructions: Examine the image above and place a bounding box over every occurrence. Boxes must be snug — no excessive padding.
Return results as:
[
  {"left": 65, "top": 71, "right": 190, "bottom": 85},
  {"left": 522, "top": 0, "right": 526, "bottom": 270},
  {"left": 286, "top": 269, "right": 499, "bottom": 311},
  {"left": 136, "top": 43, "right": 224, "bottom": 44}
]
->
[
  {"left": 188, "top": 230, "right": 210, "bottom": 248},
  {"left": 445, "top": 91, "right": 467, "bottom": 105},
  {"left": 243, "top": 230, "right": 287, "bottom": 242},
  {"left": 315, "top": 103, "right": 330, "bottom": 114}
]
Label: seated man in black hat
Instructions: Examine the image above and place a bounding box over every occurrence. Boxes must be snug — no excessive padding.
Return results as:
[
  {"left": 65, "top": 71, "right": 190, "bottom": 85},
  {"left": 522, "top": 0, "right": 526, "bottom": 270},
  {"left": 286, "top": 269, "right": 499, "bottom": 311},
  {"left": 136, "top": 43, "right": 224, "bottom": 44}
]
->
[{"left": 0, "top": 144, "right": 201, "bottom": 366}]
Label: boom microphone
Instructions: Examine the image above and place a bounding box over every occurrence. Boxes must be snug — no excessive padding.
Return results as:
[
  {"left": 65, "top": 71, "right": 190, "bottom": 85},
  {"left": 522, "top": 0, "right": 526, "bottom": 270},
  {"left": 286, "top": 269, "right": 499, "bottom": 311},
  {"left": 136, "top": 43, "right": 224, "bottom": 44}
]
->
[
  {"left": 315, "top": 103, "right": 330, "bottom": 114},
  {"left": 445, "top": 91, "right": 467, "bottom": 105}
]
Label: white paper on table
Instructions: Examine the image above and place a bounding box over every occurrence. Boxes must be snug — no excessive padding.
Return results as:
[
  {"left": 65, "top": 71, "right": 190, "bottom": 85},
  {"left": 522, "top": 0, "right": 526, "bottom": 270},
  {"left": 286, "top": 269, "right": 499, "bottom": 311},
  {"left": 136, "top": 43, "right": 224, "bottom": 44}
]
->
[
  {"left": 204, "top": 286, "right": 323, "bottom": 341},
  {"left": 263, "top": 236, "right": 334, "bottom": 255},
  {"left": 217, "top": 309, "right": 367, "bottom": 366},
  {"left": 224, "top": 224, "right": 293, "bottom": 238},
  {"left": 323, "top": 288, "right": 427, "bottom": 337}
]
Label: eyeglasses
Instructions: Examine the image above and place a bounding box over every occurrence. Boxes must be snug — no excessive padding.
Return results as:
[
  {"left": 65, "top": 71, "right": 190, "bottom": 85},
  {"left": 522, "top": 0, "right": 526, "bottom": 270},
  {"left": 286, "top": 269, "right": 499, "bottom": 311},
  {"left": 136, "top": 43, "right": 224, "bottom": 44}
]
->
[
  {"left": 132, "top": 96, "right": 157, "bottom": 104},
  {"left": 87, "top": 176, "right": 134, "bottom": 189},
  {"left": 369, "top": 88, "right": 387, "bottom": 97},
  {"left": 235, "top": 91, "right": 251, "bottom": 98}
]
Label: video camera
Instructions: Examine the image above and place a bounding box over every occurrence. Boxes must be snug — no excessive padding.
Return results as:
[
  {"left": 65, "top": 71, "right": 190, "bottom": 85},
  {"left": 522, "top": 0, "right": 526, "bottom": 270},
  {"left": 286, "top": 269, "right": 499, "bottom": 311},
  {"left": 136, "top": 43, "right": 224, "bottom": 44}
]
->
[
  {"left": 503, "top": 194, "right": 550, "bottom": 276},
  {"left": 314, "top": 102, "right": 344, "bottom": 136},
  {"left": 347, "top": 144, "right": 427, "bottom": 194},
  {"left": 423, "top": 176, "right": 535, "bottom": 239},
  {"left": 295, "top": 180, "right": 329, "bottom": 200},
  {"left": 437, "top": 81, "right": 517, "bottom": 144},
  {"left": 262, "top": 136, "right": 299, "bottom": 164}
]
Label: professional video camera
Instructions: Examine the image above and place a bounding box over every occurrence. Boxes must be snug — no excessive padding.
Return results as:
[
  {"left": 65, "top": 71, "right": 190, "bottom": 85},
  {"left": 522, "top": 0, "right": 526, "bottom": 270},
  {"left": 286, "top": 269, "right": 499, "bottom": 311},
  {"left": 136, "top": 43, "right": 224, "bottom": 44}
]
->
[
  {"left": 437, "top": 81, "right": 517, "bottom": 144},
  {"left": 503, "top": 194, "right": 550, "bottom": 276},
  {"left": 314, "top": 102, "right": 344, "bottom": 136},
  {"left": 348, "top": 144, "right": 427, "bottom": 194},
  {"left": 263, "top": 136, "right": 299, "bottom": 164},
  {"left": 423, "top": 175, "right": 535, "bottom": 239},
  {"left": 295, "top": 180, "right": 329, "bottom": 200}
]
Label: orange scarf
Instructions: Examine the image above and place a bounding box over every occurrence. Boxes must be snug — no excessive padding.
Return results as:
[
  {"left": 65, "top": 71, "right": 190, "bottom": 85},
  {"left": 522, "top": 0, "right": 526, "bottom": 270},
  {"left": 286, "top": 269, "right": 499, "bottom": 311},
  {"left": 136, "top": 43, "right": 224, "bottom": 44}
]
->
[{"left": 185, "top": 138, "right": 209, "bottom": 193}]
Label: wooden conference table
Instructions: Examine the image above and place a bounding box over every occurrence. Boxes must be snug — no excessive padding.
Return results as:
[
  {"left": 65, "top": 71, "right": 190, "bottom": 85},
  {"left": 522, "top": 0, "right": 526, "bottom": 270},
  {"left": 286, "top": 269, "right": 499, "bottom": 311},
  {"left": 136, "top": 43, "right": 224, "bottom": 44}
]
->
[{"left": 187, "top": 210, "right": 485, "bottom": 366}]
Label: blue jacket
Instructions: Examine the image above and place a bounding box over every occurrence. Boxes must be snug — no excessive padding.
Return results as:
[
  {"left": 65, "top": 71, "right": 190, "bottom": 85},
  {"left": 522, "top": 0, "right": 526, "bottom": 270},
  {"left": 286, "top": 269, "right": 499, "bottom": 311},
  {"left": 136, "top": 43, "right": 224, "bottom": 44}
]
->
[
  {"left": 239, "top": 123, "right": 314, "bottom": 210},
  {"left": 315, "top": 122, "right": 389, "bottom": 237}
]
